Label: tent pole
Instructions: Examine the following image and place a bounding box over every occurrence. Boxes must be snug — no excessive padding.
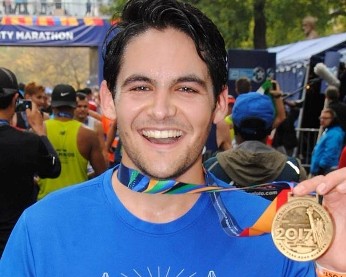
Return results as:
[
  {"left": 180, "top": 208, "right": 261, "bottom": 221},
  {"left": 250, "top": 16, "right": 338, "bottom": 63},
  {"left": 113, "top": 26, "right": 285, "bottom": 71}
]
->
[{"left": 294, "top": 63, "right": 310, "bottom": 158}]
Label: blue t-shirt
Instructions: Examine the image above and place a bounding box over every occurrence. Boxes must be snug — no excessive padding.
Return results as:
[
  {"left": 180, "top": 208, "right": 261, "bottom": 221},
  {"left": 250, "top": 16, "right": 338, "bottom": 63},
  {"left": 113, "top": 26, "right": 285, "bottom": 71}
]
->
[{"left": 0, "top": 168, "right": 315, "bottom": 276}]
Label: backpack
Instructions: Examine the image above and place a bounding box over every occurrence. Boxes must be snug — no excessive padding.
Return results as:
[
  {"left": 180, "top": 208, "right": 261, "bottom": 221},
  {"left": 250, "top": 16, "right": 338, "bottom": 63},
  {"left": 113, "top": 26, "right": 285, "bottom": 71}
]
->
[{"left": 205, "top": 156, "right": 300, "bottom": 201}]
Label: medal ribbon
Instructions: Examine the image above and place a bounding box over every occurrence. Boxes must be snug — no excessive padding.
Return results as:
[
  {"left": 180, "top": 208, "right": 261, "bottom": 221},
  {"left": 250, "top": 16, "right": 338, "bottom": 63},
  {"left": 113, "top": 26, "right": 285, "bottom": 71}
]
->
[{"left": 117, "top": 163, "right": 295, "bottom": 237}]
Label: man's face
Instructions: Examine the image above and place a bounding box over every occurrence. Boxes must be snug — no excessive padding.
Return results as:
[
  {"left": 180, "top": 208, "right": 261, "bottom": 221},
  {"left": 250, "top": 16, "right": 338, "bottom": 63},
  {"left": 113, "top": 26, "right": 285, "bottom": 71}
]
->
[
  {"left": 75, "top": 98, "right": 89, "bottom": 121},
  {"left": 319, "top": 111, "right": 333, "bottom": 128},
  {"left": 302, "top": 21, "right": 312, "bottom": 35},
  {"left": 114, "top": 28, "right": 225, "bottom": 181}
]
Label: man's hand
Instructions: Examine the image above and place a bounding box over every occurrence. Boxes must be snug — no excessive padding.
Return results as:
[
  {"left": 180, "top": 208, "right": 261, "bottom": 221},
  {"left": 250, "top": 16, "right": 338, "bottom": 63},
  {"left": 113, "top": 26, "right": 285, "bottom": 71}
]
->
[
  {"left": 26, "top": 102, "right": 46, "bottom": 136},
  {"left": 293, "top": 169, "right": 346, "bottom": 272},
  {"left": 268, "top": 80, "right": 283, "bottom": 98}
]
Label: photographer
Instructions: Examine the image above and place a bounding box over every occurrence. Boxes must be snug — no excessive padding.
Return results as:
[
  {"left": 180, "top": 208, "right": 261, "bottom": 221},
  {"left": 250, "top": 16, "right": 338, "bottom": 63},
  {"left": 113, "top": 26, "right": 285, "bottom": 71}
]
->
[
  {"left": 0, "top": 67, "right": 61, "bottom": 257},
  {"left": 12, "top": 82, "right": 50, "bottom": 130}
]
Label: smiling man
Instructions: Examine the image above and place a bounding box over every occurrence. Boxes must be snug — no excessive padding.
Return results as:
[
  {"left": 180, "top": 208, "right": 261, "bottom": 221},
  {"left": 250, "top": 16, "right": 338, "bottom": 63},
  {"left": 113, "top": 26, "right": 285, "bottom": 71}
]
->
[{"left": 1, "top": 0, "right": 346, "bottom": 276}]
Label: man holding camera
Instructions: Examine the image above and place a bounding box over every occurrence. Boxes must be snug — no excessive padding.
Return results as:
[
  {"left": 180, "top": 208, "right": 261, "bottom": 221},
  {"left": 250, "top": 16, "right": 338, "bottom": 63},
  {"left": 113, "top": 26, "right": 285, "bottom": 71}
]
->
[{"left": 0, "top": 67, "right": 61, "bottom": 258}]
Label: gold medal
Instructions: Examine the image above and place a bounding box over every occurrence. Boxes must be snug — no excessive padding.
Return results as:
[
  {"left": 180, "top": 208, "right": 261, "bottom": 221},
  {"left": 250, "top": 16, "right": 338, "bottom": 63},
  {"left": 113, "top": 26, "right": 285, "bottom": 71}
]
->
[{"left": 271, "top": 193, "right": 334, "bottom": 261}]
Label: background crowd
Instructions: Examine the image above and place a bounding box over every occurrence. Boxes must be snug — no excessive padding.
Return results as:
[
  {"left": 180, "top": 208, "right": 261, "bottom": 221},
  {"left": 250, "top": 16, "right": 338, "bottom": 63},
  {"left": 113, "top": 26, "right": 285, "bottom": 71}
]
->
[
  {"left": 0, "top": 0, "right": 345, "bottom": 275},
  {"left": 1, "top": 64, "right": 346, "bottom": 258}
]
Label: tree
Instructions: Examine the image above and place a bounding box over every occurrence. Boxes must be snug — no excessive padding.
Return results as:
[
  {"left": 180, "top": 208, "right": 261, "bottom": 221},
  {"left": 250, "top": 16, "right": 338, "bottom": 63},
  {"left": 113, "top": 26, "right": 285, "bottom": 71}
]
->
[
  {"left": 101, "top": 0, "right": 345, "bottom": 49},
  {"left": 253, "top": 0, "right": 266, "bottom": 49},
  {"left": 0, "top": 47, "right": 90, "bottom": 89}
]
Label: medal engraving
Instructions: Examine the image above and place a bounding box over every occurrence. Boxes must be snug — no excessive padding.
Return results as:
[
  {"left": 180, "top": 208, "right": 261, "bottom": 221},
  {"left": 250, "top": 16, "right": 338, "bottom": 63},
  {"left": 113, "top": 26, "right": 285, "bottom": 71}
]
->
[{"left": 271, "top": 195, "right": 333, "bottom": 261}]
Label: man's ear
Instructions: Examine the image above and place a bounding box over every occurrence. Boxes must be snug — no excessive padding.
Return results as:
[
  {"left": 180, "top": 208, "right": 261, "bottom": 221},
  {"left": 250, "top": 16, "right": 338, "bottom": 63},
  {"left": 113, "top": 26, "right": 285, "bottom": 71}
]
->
[
  {"left": 213, "top": 86, "right": 228, "bottom": 124},
  {"left": 12, "top": 93, "right": 19, "bottom": 106},
  {"left": 99, "top": 80, "right": 116, "bottom": 120}
]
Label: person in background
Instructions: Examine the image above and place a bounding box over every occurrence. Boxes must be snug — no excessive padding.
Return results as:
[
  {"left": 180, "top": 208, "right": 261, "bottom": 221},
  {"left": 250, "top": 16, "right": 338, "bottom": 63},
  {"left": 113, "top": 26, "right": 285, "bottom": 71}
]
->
[
  {"left": 302, "top": 15, "right": 319, "bottom": 40},
  {"left": 272, "top": 98, "right": 302, "bottom": 156},
  {"left": 99, "top": 80, "right": 121, "bottom": 166},
  {"left": 74, "top": 92, "right": 108, "bottom": 166},
  {"left": 325, "top": 85, "right": 346, "bottom": 131},
  {"left": 13, "top": 0, "right": 23, "bottom": 14},
  {"left": 0, "top": 67, "right": 61, "bottom": 257},
  {"left": 1, "top": 1, "right": 345, "bottom": 276},
  {"left": 85, "top": 0, "right": 91, "bottom": 16},
  {"left": 223, "top": 95, "right": 236, "bottom": 146},
  {"left": 234, "top": 76, "right": 286, "bottom": 129},
  {"left": 12, "top": 81, "right": 49, "bottom": 130},
  {"left": 40, "top": 88, "right": 52, "bottom": 115},
  {"left": 77, "top": 87, "right": 102, "bottom": 120},
  {"left": 310, "top": 108, "right": 345, "bottom": 176},
  {"left": 204, "top": 92, "right": 306, "bottom": 201},
  {"left": 235, "top": 76, "right": 252, "bottom": 95},
  {"left": 3, "top": 0, "right": 12, "bottom": 14},
  {"left": 40, "top": 0, "right": 47, "bottom": 14},
  {"left": 37, "top": 84, "right": 107, "bottom": 199}
]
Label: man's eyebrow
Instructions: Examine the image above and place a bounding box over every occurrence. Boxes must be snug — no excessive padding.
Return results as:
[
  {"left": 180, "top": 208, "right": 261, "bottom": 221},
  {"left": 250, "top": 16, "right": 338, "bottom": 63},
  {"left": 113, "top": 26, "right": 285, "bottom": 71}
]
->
[
  {"left": 121, "top": 74, "right": 208, "bottom": 89},
  {"left": 121, "top": 74, "right": 154, "bottom": 88},
  {"left": 175, "top": 75, "right": 208, "bottom": 89}
]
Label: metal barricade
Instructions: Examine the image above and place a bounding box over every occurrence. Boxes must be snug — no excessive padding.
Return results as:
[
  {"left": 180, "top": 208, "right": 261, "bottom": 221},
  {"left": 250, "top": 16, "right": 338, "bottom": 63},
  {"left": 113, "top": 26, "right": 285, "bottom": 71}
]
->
[{"left": 295, "top": 128, "right": 319, "bottom": 172}]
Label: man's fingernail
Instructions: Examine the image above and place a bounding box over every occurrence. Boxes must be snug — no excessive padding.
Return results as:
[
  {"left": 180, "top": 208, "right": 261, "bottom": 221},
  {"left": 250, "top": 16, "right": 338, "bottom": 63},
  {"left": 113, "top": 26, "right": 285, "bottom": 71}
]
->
[{"left": 294, "top": 185, "right": 305, "bottom": 194}]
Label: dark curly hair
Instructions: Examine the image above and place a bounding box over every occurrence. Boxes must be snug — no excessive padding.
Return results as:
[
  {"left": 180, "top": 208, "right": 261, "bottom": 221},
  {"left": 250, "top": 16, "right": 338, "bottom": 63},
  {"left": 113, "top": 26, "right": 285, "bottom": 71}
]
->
[{"left": 103, "top": 0, "right": 227, "bottom": 102}]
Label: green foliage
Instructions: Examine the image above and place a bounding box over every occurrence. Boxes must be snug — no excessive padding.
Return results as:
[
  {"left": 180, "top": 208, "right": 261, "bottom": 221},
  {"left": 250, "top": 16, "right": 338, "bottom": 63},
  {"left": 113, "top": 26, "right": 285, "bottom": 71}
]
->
[
  {"left": 100, "top": 0, "right": 127, "bottom": 19},
  {"left": 265, "top": 0, "right": 334, "bottom": 46},
  {"left": 185, "top": 0, "right": 253, "bottom": 48},
  {"left": 0, "top": 47, "right": 90, "bottom": 89},
  {"left": 103, "top": 0, "right": 346, "bottom": 49}
]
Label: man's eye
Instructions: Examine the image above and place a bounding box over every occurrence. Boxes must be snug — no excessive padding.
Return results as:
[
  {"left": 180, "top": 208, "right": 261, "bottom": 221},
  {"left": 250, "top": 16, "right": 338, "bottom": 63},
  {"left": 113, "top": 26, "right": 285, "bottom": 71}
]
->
[
  {"left": 179, "top": 87, "right": 197, "bottom": 93},
  {"left": 132, "top": 86, "right": 149, "bottom": 91}
]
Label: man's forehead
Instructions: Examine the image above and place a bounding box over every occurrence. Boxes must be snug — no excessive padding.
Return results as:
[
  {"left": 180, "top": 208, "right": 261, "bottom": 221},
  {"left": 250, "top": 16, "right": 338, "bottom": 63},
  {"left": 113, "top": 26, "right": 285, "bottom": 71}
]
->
[
  {"left": 77, "top": 99, "right": 88, "bottom": 105},
  {"left": 119, "top": 30, "right": 208, "bottom": 79}
]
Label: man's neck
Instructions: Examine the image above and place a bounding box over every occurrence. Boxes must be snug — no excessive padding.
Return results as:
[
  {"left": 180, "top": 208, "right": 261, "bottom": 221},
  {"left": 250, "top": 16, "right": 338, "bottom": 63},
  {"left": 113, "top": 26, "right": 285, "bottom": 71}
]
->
[
  {"left": 55, "top": 111, "right": 74, "bottom": 121},
  {"left": 111, "top": 170, "right": 200, "bottom": 223},
  {"left": 74, "top": 116, "right": 86, "bottom": 123},
  {"left": 0, "top": 110, "right": 13, "bottom": 122}
]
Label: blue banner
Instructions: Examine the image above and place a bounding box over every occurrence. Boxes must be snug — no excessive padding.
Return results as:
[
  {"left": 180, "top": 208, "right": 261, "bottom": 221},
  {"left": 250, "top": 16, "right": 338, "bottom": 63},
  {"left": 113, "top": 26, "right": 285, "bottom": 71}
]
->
[
  {"left": 227, "top": 49, "right": 276, "bottom": 96},
  {"left": 0, "top": 23, "right": 110, "bottom": 46},
  {"left": 0, "top": 17, "right": 112, "bottom": 85}
]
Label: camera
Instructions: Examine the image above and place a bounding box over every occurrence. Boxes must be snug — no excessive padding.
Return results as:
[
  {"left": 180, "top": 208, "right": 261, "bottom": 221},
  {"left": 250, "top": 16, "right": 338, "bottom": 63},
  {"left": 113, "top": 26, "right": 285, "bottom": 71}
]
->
[
  {"left": 271, "top": 80, "right": 277, "bottom": 90},
  {"left": 15, "top": 99, "right": 32, "bottom": 112}
]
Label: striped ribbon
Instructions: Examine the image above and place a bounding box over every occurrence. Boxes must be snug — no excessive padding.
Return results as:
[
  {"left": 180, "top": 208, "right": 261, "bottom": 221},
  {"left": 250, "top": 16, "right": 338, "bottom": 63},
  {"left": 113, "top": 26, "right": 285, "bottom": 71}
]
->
[{"left": 117, "top": 163, "right": 295, "bottom": 237}]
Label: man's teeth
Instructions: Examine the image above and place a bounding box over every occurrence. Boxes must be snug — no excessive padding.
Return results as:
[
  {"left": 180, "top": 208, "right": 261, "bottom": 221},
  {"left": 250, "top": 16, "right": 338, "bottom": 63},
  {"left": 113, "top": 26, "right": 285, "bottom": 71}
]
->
[{"left": 143, "top": 130, "right": 182, "bottom": 139}]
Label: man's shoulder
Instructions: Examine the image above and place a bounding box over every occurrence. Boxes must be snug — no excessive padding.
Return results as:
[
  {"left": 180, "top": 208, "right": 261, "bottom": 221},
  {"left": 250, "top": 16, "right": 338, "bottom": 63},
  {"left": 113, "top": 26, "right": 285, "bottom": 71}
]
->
[
  {"left": 79, "top": 121, "right": 97, "bottom": 134},
  {"left": 1, "top": 125, "right": 40, "bottom": 142},
  {"left": 329, "top": 125, "right": 344, "bottom": 134}
]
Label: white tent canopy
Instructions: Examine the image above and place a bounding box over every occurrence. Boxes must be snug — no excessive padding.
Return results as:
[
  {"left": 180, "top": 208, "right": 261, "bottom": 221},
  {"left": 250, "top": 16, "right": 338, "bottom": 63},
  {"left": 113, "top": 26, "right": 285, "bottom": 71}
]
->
[
  {"left": 267, "top": 32, "right": 346, "bottom": 95},
  {"left": 268, "top": 32, "right": 346, "bottom": 69}
]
